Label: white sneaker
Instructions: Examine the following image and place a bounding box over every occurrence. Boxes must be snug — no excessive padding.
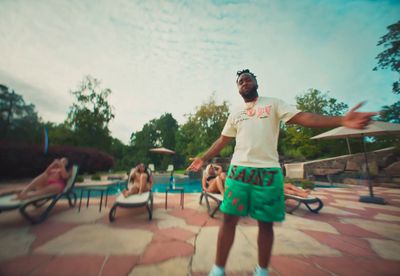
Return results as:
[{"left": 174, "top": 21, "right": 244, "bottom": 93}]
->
[
  {"left": 254, "top": 265, "right": 269, "bottom": 276},
  {"left": 209, "top": 265, "right": 225, "bottom": 276}
]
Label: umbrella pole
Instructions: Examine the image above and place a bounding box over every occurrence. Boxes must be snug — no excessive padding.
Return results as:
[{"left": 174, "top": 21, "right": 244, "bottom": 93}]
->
[
  {"left": 346, "top": 138, "right": 351, "bottom": 154},
  {"left": 358, "top": 135, "right": 385, "bottom": 204},
  {"left": 362, "top": 138, "right": 373, "bottom": 197}
]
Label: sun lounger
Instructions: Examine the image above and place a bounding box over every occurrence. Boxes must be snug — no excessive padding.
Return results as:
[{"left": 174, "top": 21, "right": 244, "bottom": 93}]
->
[
  {"left": 0, "top": 165, "right": 79, "bottom": 224},
  {"left": 108, "top": 168, "right": 153, "bottom": 222},
  {"left": 166, "top": 164, "right": 174, "bottom": 175},
  {"left": 148, "top": 164, "right": 155, "bottom": 173},
  {"left": 284, "top": 193, "right": 324, "bottom": 214},
  {"left": 199, "top": 190, "right": 223, "bottom": 217},
  {"left": 109, "top": 191, "right": 153, "bottom": 221}
]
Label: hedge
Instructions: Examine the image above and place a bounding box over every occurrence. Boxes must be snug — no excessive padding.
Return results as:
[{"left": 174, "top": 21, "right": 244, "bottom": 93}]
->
[{"left": 0, "top": 141, "right": 114, "bottom": 179}]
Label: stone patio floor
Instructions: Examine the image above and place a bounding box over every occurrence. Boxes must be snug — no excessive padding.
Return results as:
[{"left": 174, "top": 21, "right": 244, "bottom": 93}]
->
[{"left": 1, "top": 185, "right": 400, "bottom": 275}]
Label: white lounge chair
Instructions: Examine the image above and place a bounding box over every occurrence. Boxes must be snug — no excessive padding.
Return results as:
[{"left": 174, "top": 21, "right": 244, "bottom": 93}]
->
[
  {"left": 0, "top": 165, "right": 79, "bottom": 224},
  {"left": 199, "top": 190, "right": 223, "bottom": 217},
  {"left": 109, "top": 168, "right": 153, "bottom": 221}
]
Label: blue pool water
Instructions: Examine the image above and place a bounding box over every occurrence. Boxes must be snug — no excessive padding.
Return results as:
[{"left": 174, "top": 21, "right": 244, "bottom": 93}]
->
[
  {"left": 73, "top": 178, "right": 339, "bottom": 197},
  {"left": 152, "top": 179, "right": 202, "bottom": 193},
  {"left": 74, "top": 178, "right": 202, "bottom": 196}
]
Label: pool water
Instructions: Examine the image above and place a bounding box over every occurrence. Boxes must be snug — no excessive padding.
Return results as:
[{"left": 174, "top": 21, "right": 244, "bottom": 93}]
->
[
  {"left": 152, "top": 179, "right": 202, "bottom": 193},
  {"left": 73, "top": 178, "right": 202, "bottom": 197},
  {"left": 73, "top": 178, "right": 339, "bottom": 197}
]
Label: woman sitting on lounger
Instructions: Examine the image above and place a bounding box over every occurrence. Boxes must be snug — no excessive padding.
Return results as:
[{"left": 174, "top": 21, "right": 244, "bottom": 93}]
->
[
  {"left": 284, "top": 183, "right": 311, "bottom": 198},
  {"left": 122, "top": 163, "right": 153, "bottom": 197},
  {"left": 202, "top": 164, "right": 226, "bottom": 196},
  {"left": 17, "top": 157, "right": 73, "bottom": 200}
]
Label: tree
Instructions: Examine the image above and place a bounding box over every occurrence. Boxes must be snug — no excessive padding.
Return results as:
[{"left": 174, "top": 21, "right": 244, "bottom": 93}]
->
[
  {"left": 176, "top": 94, "right": 232, "bottom": 166},
  {"left": 0, "top": 84, "right": 42, "bottom": 143},
  {"left": 374, "top": 21, "right": 400, "bottom": 94},
  {"left": 281, "top": 89, "right": 349, "bottom": 160},
  {"left": 129, "top": 113, "right": 179, "bottom": 169},
  {"left": 67, "top": 76, "right": 115, "bottom": 151},
  {"left": 379, "top": 100, "right": 400, "bottom": 124}
]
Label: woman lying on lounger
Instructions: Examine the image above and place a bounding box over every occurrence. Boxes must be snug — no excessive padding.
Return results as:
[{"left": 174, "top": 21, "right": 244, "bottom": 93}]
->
[
  {"left": 284, "top": 183, "right": 311, "bottom": 198},
  {"left": 122, "top": 163, "right": 153, "bottom": 197},
  {"left": 202, "top": 163, "right": 226, "bottom": 196},
  {"left": 16, "top": 157, "right": 73, "bottom": 200}
]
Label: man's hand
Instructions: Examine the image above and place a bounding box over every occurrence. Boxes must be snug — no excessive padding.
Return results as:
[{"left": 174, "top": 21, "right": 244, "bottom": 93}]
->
[
  {"left": 187, "top": 158, "right": 204, "bottom": 172},
  {"left": 342, "top": 102, "right": 377, "bottom": 129}
]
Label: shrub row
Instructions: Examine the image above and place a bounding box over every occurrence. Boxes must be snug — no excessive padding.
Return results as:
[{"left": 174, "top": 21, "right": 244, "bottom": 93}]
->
[{"left": 0, "top": 141, "right": 114, "bottom": 179}]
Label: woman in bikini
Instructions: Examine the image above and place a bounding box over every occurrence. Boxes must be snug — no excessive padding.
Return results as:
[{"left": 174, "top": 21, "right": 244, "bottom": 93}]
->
[
  {"left": 122, "top": 163, "right": 153, "bottom": 197},
  {"left": 17, "top": 157, "right": 72, "bottom": 200},
  {"left": 284, "top": 183, "right": 311, "bottom": 198},
  {"left": 202, "top": 163, "right": 226, "bottom": 196}
]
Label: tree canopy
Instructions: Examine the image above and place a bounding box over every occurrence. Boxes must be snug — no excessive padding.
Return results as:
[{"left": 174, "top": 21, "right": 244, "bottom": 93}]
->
[
  {"left": 280, "top": 89, "right": 349, "bottom": 160},
  {"left": 374, "top": 20, "right": 400, "bottom": 94},
  {"left": 66, "top": 76, "right": 115, "bottom": 151},
  {"left": 0, "top": 84, "right": 42, "bottom": 143}
]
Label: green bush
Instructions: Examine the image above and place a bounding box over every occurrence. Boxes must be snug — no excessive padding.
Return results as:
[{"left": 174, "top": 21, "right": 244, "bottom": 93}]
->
[
  {"left": 301, "top": 179, "right": 315, "bottom": 190},
  {"left": 91, "top": 173, "right": 101, "bottom": 181},
  {"left": 76, "top": 175, "right": 84, "bottom": 182}
]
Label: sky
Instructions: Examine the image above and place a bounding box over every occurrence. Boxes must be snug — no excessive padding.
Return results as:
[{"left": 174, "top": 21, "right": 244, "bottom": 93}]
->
[{"left": 0, "top": 0, "right": 399, "bottom": 144}]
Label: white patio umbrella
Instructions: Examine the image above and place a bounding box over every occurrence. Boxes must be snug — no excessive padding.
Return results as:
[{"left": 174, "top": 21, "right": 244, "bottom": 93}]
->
[
  {"left": 149, "top": 147, "right": 175, "bottom": 155},
  {"left": 311, "top": 121, "right": 400, "bottom": 205}
]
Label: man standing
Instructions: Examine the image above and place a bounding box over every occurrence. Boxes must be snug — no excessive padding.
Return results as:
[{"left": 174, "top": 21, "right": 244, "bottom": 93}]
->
[{"left": 187, "top": 69, "right": 376, "bottom": 276}]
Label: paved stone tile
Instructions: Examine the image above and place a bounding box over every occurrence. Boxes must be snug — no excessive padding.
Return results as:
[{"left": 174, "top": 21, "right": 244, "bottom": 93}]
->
[
  {"left": 330, "top": 201, "right": 366, "bottom": 211},
  {"left": 310, "top": 256, "right": 400, "bottom": 276},
  {"left": 380, "top": 189, "right": 400, "bottom": 194},
  {"left": 329, "top": 221, "right": 384, "bottom": 239},
  {"left": 50, "top": 205, "right": 107, "bottom": 224},
  {"left": 105, "top": 208, "right": 159, "bottom": 232},
  {"left": 130, "top": 257, "right": 191, "bottom": 276},
  {"left": 319, "top": 206, "right": 360, "bottom": 216},
  {"left": 35, "top": 224, "right": 153, "bottom": 255},
  {"left": 192, "top": 226, "right": 257, "bottom": 273},
  {"left": 0, "top": 254, "right": 52, "bottom": 275},
  {"left": 272, "top": 227, "right": 341, "bottom": 256},
  {"left": 152, "top": 226, "right": 196, "bottom": 242},
  {"left": 0, "top": 210, "right": 31, "bottom": 228},
  {"left": 303, "top": 230, "right": 377, "bottom": 257},
  {"left": 367, "top": 238, "right": 400, "bottom": 260},
  {"left": 271, "top": 256, "right": 331, "bottom": 276},
  {"left": 30, "top": 221, "right": 78, "bottom": 250},
  {"left": 101, "top": 255, "right": 140, "bottom": 276},
  {"left": 340, "top": 218, "right": 400, "bottom": 241},
  {"left": 192, "top": 225, "right": 341, "bottom": 274},
  {"left": 155, "top": 210, "right": 200, "bottom": 233},
  {"left": 0, "top": 227, "right": 35, "bottom": 261},
  {"left": 334, "top": 199, "right": 400, "bottom": 212},
  {"left": 374, "top": 213, "right": 400, "bottom": 222},
  {"left": 140, "top": 240, "right": 194, "bottom": 264},
  {"left": 31, "top": 255, "right": 105, "bottom": 276},
  {"left": 283, "top": 214, "right": 339, "bottom": 234}
]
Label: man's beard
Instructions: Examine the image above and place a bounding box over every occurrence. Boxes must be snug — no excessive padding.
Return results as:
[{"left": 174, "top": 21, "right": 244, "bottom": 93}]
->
[{"left": 241, "top": 87, "right": 259, "bottom": 102}]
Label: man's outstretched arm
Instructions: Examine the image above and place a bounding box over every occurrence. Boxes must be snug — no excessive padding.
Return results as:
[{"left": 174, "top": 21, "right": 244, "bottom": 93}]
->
[
  {"left": 187, "top": 135, "right": 232, "bottom": 172},
  {"left": 288, "top": 102, "right": 377, "bottom": 129}
]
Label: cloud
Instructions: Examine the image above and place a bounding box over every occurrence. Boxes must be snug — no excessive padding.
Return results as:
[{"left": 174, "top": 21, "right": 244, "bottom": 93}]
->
[{"left": 0, "top": 0, "right": 398, "bottom": 143}]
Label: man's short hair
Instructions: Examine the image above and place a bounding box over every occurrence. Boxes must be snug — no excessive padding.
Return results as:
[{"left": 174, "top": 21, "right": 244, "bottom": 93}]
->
[{"left": 236, "top": 69, "right": 257, "bottom": 83}]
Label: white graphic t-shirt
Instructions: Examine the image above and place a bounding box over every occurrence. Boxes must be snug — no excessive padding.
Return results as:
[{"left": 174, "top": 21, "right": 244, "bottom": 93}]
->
[{"left": 222, "top": 96, "right": 299, "bottom": 168}]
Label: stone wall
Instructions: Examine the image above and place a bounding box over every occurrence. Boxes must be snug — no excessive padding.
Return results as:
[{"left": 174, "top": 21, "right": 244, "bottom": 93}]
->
[{"left": 285, "top": 147, "right": 400, "bottom": 184}]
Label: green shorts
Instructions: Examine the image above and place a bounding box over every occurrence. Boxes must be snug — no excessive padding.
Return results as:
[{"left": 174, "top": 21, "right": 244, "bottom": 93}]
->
[{"left": 220, "top": 165, "right": 285, "bottom": 222}]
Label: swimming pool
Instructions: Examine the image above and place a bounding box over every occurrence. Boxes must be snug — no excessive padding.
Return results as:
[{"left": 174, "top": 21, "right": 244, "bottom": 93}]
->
[
  {"left": 73, "top": 178, "right": 342, "bottom": 197},
  {"left": 73, "top": 176, "right": 202, "bottom": 197}
]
